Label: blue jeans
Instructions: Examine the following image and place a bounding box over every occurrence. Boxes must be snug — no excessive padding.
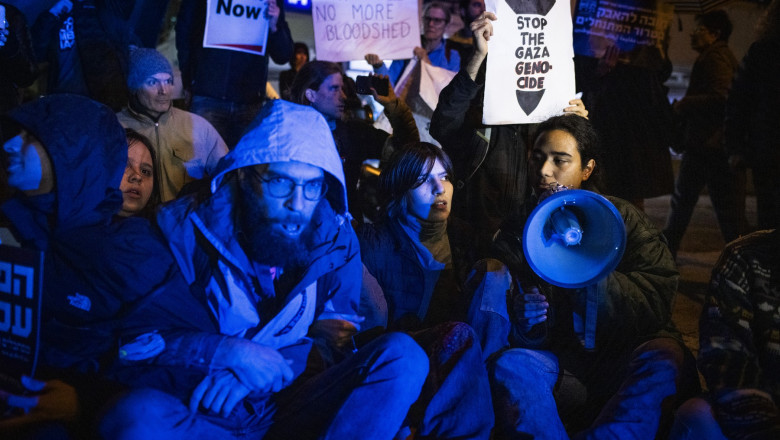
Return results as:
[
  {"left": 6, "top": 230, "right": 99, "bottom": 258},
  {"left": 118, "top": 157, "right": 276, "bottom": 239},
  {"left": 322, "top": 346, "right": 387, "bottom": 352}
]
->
[
  {"left": 99, "top": 333, "right": 427, "bottom": 440},
  {"left": 407, "top": 322, "right": 495, "bottom": 440},
  {"left": 669, "top": 397, "right": 728, "bottom": 440},
  {"left": 190, "top": 96, "right": 265, "bottom": 148},
  {"left": 489, "top": 339, "right": 685, "bottom": 440},
  {"left": 465, "top": 258, "right": 513, "bottom": 361},
  {"left": 466, "top": 259, "right": 695, "bottom": 439}
]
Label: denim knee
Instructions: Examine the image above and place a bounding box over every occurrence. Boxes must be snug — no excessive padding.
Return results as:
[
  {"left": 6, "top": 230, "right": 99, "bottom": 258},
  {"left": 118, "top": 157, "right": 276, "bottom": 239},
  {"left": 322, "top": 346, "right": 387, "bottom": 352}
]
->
[
  {"left": 372, "top": 332, "right": 429, "bottom": 386},
  {"left": 630, "top": 337, "right": 685, "bottom": 383},
  {"left": 490, "top": 348, "right": 559, "bottom": 392},
  {"left": 669, "top": 397, "right": 727, "bottom": 440},
  {"left": 98, "top": 388, "right": 186, "bottom": 440}
]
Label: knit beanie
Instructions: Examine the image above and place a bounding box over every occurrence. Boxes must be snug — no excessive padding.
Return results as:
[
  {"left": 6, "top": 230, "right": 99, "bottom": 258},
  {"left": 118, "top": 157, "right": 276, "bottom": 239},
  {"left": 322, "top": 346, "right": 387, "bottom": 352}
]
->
[{"left": 127, "top": 47, "right": 173, "bottom": 91}]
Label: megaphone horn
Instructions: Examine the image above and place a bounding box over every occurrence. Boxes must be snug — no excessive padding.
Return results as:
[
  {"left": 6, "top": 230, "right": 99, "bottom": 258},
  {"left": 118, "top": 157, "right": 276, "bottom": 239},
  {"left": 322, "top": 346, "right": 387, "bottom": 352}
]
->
[{"left": 523, "top": 190, "right": 626, "bottom": 289}]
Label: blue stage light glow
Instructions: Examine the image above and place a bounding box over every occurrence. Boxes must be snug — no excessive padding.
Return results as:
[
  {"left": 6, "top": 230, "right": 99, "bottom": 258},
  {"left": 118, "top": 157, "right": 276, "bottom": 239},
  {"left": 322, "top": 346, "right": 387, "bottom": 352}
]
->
[{"left": 285, "top": 0, "right": 312, "bottom": 13}]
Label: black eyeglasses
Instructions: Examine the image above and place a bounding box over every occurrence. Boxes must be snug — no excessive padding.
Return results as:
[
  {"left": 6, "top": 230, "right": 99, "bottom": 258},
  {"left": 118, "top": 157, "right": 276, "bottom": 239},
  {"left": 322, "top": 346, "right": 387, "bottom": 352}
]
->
[
  {"left": 423, "top": 16, "right": 446, "bottom": 25},
  {"left": 252, "top": 171, "right": 328, "bottom": 201}
]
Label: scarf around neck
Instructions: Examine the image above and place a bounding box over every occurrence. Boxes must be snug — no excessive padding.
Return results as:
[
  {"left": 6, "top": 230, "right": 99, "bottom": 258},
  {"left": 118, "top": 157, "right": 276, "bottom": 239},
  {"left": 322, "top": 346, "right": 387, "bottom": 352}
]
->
[{"left": 396, "top": 213, "right": 451, "bottom": 272}]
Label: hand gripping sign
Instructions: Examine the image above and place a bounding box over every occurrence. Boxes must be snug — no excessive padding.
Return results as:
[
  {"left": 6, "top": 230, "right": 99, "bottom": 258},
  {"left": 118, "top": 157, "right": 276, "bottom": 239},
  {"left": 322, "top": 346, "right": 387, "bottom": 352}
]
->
[{"left": 483, "top": 0, "right": 576, "bottom": 124}]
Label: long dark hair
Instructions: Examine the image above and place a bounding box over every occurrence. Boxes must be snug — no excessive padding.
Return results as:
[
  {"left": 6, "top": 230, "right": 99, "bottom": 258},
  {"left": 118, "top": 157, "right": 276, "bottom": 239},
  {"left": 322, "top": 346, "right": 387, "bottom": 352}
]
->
[
  {"left": 288, "top": 61, "right": 343, "bottom": 106},
  {"left": 379, "top": 142, "right": 455, "bottom": 218},
  {"left": 124, "top": 128, "right": 161, "bottom": 218}
]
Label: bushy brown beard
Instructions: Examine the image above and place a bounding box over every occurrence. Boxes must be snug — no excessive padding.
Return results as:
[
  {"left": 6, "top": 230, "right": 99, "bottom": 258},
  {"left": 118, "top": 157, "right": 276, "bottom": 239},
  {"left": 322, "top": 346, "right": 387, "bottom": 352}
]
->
[{"left": 237, "top": 176, "right": 315, "bottom": 269}]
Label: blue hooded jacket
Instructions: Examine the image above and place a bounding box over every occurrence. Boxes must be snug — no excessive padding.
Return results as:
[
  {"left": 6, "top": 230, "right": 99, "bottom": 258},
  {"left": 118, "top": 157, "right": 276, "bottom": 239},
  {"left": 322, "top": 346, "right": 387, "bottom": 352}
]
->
[
  {"left": 1, "top": 95, "right": 186, "bottom": 375},
  {"left": 154, "top": 100, "right": 362, "bottom": 385}
]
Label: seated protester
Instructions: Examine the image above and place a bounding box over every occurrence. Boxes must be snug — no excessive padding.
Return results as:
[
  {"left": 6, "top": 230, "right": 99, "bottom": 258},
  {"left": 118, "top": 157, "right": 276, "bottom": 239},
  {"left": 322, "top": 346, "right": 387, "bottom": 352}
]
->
[
  {"left": 117, "top": 47, "right": 228, "bottom": 202},
  {"left": 467, "top": 115, "right": 699, "bottom": 439},
  {"left": 365, "top": 1, "right": 460, "bottom": 85},
  {"left": 289, "top": 60, "right": 418, "bottom": 222},
  {"left": 117, "top": 128, "right": 161, "bottom": 219},
  {"left": 357, "top": 142, "right": 493, "bottom": 439},
  {"left": 670, "top": 229, "right": 780, "bottom": 440},
  {"left": 100, "top": 99, "right": 428, "bottom": 439},
  {"left": 430, "top": 12, "right": 588, "bottom": 258},
  {"left": 0, "top": 94, "right": 188, "bottom": 435}
]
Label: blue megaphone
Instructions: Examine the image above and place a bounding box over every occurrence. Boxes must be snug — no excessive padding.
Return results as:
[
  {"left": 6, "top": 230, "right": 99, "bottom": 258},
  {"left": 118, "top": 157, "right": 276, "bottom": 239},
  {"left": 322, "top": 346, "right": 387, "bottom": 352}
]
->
[{"left": 522, "top": 190, "right": 626, "bottom": 288}]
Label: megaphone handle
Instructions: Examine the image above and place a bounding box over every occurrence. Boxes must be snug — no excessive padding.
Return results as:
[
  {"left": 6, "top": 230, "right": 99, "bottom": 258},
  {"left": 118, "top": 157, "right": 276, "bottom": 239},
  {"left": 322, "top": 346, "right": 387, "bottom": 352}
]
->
[
  {"left": 582, "top": 278, "right": 605, "bottom": 350},
  {"left": 511, "top": 275, "right": 549, "bottom": 335}
]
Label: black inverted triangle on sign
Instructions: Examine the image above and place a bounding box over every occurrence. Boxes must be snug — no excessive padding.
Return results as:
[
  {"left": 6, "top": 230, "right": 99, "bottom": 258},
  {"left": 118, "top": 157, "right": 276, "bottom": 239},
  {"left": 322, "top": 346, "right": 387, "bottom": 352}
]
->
[
  {"left": 505, "top": 0, "right": 557, "bottom": 16},
  {"left": 516, "top": 89, "right": 545, "bottom": 115}
]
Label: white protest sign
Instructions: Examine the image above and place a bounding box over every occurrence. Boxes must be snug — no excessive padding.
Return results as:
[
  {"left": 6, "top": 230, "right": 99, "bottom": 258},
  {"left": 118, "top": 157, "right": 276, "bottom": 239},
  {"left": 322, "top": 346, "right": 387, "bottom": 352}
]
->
[
  {"left": 375, "top": 59, "right": 456, "bottom": 146},
  {"left": 312, "top": 0, "right": 420, "bottom": 62},
  {"left": 483, "top": 0, "right": 576, "bottom": 124},
  {"left": 203, "top": 0, "right": 270, "bottom": 56}
]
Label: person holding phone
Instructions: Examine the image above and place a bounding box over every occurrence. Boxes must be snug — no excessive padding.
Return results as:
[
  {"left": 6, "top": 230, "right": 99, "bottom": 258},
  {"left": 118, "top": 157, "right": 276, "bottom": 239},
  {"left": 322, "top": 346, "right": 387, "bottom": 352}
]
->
[
  {"left": 289, "top": 61, "right": 419, "bottom": 223},
  {"left": 364, "top": 1, "right": 461, "bottom": 86}
]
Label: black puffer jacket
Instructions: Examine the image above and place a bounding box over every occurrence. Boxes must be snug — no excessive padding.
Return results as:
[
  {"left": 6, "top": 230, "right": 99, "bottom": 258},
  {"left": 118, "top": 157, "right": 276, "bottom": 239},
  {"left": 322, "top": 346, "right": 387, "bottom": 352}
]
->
[{"left": 492, "top": 195, "right": 681, "bottom": 363}]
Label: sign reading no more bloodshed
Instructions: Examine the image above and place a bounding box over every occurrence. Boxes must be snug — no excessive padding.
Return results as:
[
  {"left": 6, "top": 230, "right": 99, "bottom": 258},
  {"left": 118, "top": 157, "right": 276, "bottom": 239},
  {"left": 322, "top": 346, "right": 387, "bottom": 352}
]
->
[
  {"left": 483, "top": 0, "right": 576, "bottom": 125},
  {"left": 312, "top": 0, "right": 421, "bottom": 62},
  {"left": 203, "top": 0, "right": 271, "bottom": 56}
]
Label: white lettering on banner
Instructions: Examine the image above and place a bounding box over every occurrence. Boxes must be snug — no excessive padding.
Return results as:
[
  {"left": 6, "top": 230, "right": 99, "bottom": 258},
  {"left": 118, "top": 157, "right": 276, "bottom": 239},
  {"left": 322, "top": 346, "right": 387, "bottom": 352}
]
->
[
  {"left": 312, "top": 0, "right": 420, "bottom": 62},
  {"left": 0, "top": 262, "right": 34, "bottom": 337}
]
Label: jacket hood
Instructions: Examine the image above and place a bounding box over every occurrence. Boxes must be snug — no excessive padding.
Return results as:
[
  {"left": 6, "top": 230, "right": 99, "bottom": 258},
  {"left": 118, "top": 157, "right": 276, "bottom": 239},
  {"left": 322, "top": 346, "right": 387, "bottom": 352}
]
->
[
  {"left": 210, "top": 100, "right": 348, "bottom": 215},
  {"left": 5, "top": 94, "right": 126, "bottom": 230}
]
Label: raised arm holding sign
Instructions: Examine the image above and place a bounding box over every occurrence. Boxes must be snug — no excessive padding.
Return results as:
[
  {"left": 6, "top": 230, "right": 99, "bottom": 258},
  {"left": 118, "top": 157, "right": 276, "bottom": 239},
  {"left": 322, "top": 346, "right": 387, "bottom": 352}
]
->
[{"left": 430, "top": 8, "right": 586, "bottom": 257}]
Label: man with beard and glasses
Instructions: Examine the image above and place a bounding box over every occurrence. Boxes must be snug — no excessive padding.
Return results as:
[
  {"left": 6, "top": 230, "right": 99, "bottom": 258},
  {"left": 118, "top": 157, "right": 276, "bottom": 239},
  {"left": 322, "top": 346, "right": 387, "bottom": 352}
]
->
[{"left": 99, "top": 99, "right": 428, "bottom": 439}]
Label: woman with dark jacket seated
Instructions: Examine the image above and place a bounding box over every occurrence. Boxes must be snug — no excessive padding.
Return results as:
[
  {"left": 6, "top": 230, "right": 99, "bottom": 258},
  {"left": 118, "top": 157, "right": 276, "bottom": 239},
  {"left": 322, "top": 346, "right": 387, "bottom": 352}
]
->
[
  {"left": 467, "top": 114, "right": 700, "bottom": 439},
  {"left": 357, "top": 142, "right": 493, "bottom": 440},
  {"left": 358, "top": 142, "right": 479, "bottom": 330}
]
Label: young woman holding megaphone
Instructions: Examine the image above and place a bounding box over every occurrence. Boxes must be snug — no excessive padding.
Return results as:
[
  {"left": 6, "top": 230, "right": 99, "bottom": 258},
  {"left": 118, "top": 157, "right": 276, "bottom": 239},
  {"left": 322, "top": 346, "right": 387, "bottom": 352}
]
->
[{"left": 466, "top": 114, "right": 701, "bottom": 440}]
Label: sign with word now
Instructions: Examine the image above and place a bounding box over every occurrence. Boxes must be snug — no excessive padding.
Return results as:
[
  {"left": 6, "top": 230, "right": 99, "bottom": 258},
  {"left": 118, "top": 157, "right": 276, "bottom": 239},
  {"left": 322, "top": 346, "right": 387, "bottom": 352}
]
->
[
  {"left": 483, "top": 0, "right": 576, "bottom": 124},
  {"left": 312, "top": 0, "right": 420, "bottom": 62},
  {"left": 204, "top": 0, "right": 271, "bottom": 56}
]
